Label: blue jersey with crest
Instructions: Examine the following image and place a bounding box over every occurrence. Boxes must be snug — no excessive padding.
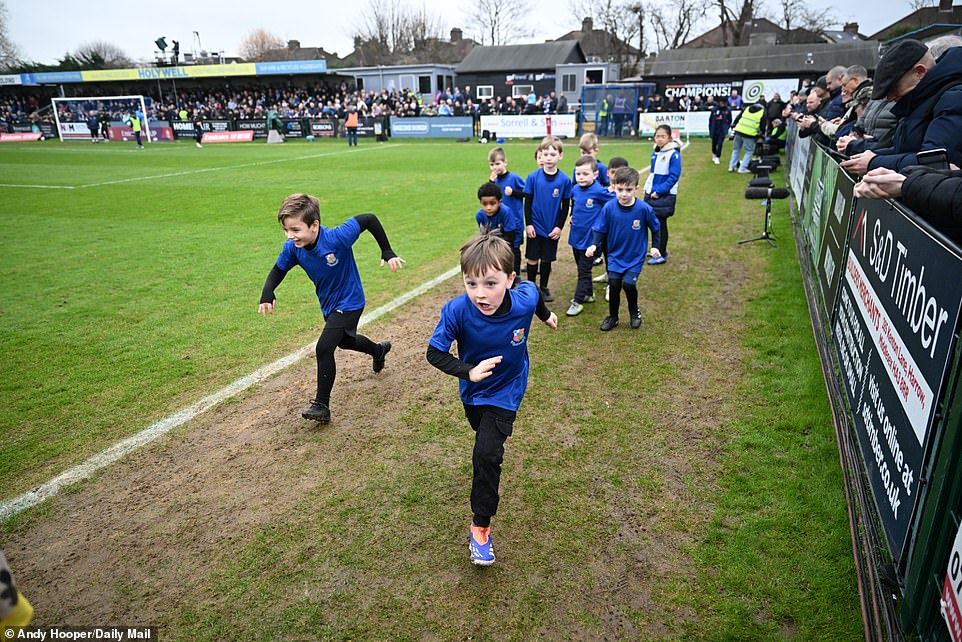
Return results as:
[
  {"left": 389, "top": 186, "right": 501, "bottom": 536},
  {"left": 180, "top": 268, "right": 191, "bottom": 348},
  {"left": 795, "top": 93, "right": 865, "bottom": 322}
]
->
[
  {"left": 493, "top": 172, "right": 526, "bottom": 231},
  {"left": 523, "top": 168, "right": 573, "bottom": 237},
  {"left": 475, "top": 201, "right": 522, "bottom": 247},
  {"left": 593, "top": 198, "right": 660, "bottom": 273},
  {"left": 569, "top": 182, "right": 614, "bottom": 250},
  {"left": 429, "top": 280, "right": 540, "bottom": 411},
  {"left": 274, "top": 217, "right": 365, "bottom": 316}
]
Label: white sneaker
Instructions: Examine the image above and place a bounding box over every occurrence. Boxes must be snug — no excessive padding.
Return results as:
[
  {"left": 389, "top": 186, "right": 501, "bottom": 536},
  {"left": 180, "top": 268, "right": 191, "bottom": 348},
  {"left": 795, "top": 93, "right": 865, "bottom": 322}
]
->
[
  {"left": 713, "top": 156, "right": 720, "bottom": 164},
  {"left": 592, "top": 273, "right": 607, "bottom": 283}
]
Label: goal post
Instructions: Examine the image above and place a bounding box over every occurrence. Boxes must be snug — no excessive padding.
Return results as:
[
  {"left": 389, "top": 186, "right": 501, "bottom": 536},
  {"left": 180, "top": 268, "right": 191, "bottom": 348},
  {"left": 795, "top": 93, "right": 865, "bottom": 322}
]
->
[{"left": 51, "top": 95, "right": 151, "bottom": 143}]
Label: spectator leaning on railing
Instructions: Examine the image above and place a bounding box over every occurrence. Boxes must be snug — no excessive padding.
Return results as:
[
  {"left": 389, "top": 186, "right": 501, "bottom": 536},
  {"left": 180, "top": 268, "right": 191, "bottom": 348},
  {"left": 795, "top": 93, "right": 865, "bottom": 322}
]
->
[
  {"left": 855, "top": 166, "right": 962, "bottom": 244},
  {"left": 841, "top": 38, "right": 962, "bottom": 176}
]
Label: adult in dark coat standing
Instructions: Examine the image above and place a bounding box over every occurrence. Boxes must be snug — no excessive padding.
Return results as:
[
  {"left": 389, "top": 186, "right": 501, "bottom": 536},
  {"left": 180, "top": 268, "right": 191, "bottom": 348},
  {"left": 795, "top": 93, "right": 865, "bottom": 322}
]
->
[{"left": 707, "top": 98, "right": 732, "bottom": 165}]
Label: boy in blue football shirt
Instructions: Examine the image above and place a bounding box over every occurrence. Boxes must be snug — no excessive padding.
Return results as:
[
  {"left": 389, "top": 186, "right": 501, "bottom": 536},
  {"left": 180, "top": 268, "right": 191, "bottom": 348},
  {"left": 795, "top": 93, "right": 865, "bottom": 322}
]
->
[
  {"left": 586, "top": 167, "right": 661, "bottom": 331},
  {"left": 427, "top": 233, "right": 558, "bottom": 565},
  {"left": 476, "top": 182, "right": 522, "bottom": 279},
  {"left": 523, "top": 135, "right": 573, "bottom": 302},
  {"left": 573, "top": 133, "right": 609, "bottom": 187},
  {"left": 488, "top": 147, "right": 526, "bottom": 277},
  {"left": 258, "top": 193, "right": 405, "bottom": 423},
  {"left": 567, "top": 155, "right": 614, "bottom": 316}
]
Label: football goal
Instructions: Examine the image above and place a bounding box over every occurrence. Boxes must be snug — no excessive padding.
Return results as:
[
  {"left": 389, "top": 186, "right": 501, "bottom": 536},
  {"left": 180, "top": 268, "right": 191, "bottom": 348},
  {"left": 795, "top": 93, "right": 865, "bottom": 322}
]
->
[{"left": 51, "top": 95, "right": 152, "bottom": 143}]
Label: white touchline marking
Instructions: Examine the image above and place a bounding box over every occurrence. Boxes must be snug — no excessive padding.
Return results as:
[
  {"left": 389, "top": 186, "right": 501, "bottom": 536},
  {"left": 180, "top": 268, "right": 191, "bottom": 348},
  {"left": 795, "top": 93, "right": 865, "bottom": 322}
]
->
[
  {"left": 0, "top": 264, "right": 462, "bottom": 521},
  {"left": 0, "top": 183, "right": 76, "bottom": 189},
  {"left": 0, "top": 143, "right": 399, "bottom": 190}
]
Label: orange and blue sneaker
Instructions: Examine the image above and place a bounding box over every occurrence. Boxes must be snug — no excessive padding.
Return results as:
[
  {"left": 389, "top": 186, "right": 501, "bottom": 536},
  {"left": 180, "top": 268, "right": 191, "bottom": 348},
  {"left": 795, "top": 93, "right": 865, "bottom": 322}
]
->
[{"left": 469, "top": 525, "right": 495, "bottom": 566}]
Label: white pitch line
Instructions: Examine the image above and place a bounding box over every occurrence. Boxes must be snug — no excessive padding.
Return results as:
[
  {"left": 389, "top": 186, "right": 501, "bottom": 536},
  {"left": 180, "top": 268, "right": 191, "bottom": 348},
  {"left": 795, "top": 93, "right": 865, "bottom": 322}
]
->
[
  {"left": 0, "top": 264, "right": 461, "bottom": 521},
  {"left": 0, "top": 143, "right": 399, "bottom": 190},
  {"left": 78, "top": 144, "right": 398, "bottom": 188},
  {"left": 0, "top": 183, "right": 76, "bottom": 189}
]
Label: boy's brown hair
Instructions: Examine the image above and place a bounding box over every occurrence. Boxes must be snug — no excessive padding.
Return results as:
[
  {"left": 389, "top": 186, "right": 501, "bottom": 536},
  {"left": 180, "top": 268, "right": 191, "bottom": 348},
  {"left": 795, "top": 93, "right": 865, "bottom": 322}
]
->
[
  {"left": 611, "top": 166, "right": 640, "bottom": 187},
  {"left": 277, "top": 193, "right": 320, "bottom": 225},
  {"left": 538, "top": 135, "right": 563, "bottom": 154},
  {"left": 460, "top": 233, "right": 514, "bottom": 278},
  {"left": 487, "top": 147, "right": 507, "bottom": 163},
  {"left": 574, "top": 154, "right": 598, "bottom": 171},
  {"left": 578, "top": 133, "right": 599, "bottom": 153}
]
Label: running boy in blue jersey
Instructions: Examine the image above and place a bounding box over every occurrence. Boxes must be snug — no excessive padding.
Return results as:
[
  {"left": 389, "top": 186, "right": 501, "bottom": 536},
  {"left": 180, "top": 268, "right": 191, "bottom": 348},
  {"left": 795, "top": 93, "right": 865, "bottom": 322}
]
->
[
  {"left": 586, "top": 167, "right": 660, "bottom": 331},
  {"left": 427, "top": 233, "right": 558, "bottom": 565},
  {"left": 523, "top": 135, "right": 572, "bottom": 303},
  {"left": 566, "top": 155, "right": 613, "bottom": 316},
  {"left": 258, "top": 193, "right": 405, "bottom": 423}
]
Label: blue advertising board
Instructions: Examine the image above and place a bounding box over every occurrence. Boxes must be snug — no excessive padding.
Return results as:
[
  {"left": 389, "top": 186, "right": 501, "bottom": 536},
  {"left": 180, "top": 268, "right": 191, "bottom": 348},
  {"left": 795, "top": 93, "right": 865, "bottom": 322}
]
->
[{"left": 389, "top": 117, "right": 473, "bottom": 138}]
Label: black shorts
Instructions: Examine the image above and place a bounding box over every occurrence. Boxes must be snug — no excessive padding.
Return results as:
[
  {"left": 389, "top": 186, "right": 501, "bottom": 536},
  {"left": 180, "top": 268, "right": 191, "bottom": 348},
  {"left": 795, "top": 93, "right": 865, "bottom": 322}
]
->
[
  {"left": 322, "top": 308, "right": 364, "bottom": 337},
  {"left": 524, "top": 235, "right": 559, "bottom": 262}
]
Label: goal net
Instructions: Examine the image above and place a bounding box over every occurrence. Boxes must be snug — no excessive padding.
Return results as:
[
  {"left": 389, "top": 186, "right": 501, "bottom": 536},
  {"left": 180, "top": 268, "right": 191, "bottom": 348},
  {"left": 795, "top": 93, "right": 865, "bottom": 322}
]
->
[{"left": 51, "top": 95, "right": 152, "bottom": 143}]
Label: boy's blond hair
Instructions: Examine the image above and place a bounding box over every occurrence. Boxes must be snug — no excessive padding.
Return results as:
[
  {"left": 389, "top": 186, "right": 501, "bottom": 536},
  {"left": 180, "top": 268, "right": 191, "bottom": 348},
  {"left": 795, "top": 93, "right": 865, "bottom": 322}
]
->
[
  {"left": 578, "top": 133, "right": 599, "bottom": 153},
  {"left": 488, "top": 147, "right": 507, "bottom": 163},
  {"left": 538, "top": 135, "right": 563, "bottom": 154},
  {"left": 277, "top": 193, "right": 320, "bottom": 225},
  {"left": 611, "top": 166, "right": 640, "bottom": 187},
  {"left": 460, "top": 233, "right": 514, "bottom": 278},
  {"left": 574, "top": 154, "right": 598, "bottom": 171}
]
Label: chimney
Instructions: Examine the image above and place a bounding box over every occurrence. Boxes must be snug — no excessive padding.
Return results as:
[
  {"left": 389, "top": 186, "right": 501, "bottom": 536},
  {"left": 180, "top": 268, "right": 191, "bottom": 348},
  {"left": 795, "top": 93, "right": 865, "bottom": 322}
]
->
[
  {"left": 450, "top": 27, "right": 463, "bottom": 42},
  {"left": 287, "top": 39, "right": 300, "bottom": 50},
  {"left": 842, "top": 22, "right": 859, "bottom": 34},
  {"left": 582, "top": 17, "right": 593, "bottom": 32}
]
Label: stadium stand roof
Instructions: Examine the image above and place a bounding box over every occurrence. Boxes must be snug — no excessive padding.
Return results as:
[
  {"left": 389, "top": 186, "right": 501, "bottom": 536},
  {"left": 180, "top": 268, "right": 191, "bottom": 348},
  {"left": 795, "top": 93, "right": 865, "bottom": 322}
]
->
[
  {"left": 642, "top": 40, "right": 880, "bottom": 77},
  {"left": 455, "top": 41, "right": 586, "bottom": 73}
]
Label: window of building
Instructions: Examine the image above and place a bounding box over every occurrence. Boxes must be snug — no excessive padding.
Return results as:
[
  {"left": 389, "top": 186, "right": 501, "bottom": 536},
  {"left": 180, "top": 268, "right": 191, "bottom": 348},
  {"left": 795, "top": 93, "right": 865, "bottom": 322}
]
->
[
  {"left": 512, "top": 84, "right": 534, "bottom": 98},
  {"left": 476, "top": 85, "right": 494, "bottom": 99},
  {"left": 418, "top": 75, "right": 432, "bottom": 94},
  {"left": 562, "top": 74, "right": 577, "bottom": 93}
]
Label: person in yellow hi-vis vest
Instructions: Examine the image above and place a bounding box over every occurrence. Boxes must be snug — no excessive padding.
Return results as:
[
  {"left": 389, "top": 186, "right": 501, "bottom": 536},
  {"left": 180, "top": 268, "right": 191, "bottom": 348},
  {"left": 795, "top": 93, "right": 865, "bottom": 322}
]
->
[
  {"left": 728, "top": 101, "right": 766, "bottom": 173},
  {"left": 1, "top": 550, "right": 33, "bottom": 639}
]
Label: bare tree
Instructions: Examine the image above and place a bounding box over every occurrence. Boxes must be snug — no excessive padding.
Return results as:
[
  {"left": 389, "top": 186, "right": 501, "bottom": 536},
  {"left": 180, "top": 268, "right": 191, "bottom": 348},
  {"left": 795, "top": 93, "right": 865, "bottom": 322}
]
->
[
  {"left": 774, "top": 0, "right": 836, "bottom": 31},
  {"left": 907, "top": 0, "right": 937, "bottom": 10},
  {"left": 569, "top": 0, "right": 642, "bottom": 71},
  {"left": 0, "top": 0, "right": 21, "bottom": 71},
  {"left": 73, "top": 41, "right": 132, "bottom": 68},
  {"left": 714, "top": 0, "right": 757, "bottom": 46},
  {"left": 465, "top": 0, "right": 534, "bottom": 46},
  {"left": 647, "top": 0, "right": 710, "bottom": 50},
  {"left": 239, "top": 28, "right": 285, "bottom": 61}
]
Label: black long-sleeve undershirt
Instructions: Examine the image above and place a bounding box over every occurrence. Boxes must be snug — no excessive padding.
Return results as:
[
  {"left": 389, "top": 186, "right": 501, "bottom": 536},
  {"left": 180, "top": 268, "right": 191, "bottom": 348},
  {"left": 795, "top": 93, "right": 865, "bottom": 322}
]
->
[{"left": 426, "top": 288, "right": 552, "bottom": 378}]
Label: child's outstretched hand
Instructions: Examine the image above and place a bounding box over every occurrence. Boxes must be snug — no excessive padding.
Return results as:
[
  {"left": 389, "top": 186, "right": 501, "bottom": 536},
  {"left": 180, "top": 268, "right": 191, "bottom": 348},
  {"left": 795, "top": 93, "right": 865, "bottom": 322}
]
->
[
  {"left": 469, "top": 355, "right": 502, "bottom": 382},
  {"left": 381, "top": 256, "right": 406, "bottom": 272},
  {"left": 543, "top": 312, "right": 558, "bottom": 330},
  {"left": 258, "top": 300, "right": 275, "bottom": 318}
]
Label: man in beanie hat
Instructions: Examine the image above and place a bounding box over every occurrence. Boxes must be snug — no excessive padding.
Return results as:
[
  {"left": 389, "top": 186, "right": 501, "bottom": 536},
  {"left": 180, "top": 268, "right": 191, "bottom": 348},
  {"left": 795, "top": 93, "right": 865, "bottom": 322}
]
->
[{"left": 841, "top": 39, "right": 962, "bottom": 175}]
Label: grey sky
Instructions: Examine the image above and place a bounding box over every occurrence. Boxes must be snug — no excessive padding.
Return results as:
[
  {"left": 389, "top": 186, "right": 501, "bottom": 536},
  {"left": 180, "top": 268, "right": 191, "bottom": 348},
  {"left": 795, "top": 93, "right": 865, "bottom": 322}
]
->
[{"left": 6, "top": 0, "right": 914, "bottom": 67}]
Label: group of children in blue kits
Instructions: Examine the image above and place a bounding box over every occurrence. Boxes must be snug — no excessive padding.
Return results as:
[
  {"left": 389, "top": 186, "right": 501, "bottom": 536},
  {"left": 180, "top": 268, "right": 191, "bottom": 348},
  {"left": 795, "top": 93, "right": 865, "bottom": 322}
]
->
[{"left": 257, "top": 125, "right": 681, "bottom": 566}]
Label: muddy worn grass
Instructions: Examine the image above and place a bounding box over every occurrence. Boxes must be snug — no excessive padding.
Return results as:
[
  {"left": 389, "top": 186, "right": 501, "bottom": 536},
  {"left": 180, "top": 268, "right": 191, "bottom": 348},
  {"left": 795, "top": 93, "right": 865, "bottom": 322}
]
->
[{"left": 1, "top": 139, "right": 859, "bottom": 639}]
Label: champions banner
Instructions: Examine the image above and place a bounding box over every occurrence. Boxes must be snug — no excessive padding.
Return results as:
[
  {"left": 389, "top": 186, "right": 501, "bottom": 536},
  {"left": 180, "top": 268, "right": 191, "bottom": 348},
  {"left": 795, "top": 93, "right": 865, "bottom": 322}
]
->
[{"left": 832, "top": 198, "right": 962, "bottom": 557}]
